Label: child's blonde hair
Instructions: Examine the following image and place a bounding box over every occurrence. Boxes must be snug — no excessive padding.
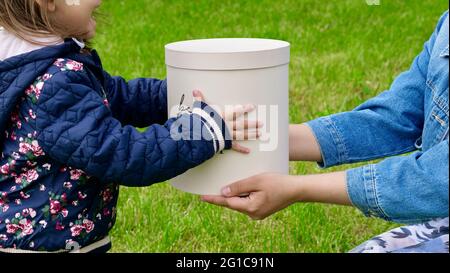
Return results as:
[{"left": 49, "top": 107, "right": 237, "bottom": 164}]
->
[{"left": 0, "top": 0, "right": 64, "bottom": 44}]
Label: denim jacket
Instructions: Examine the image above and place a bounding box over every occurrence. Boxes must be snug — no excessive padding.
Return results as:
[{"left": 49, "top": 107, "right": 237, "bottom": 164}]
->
[{"left": 307, "top": 11, "right": 449, "bottom": 224}]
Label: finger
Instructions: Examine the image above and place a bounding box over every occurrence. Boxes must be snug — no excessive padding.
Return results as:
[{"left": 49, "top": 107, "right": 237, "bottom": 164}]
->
[
  {"left": 221, "top": 176, "right": 260, "bottom": 197},
  {"left": 223, "top": 105, "right": 243, "bottom": 121},
  {"left": 201, "top": 195, "right": 252, "bottom": 214},
  {"left": 233, "top": 120, "right": 264, "bottom": 130},
  {"left": 192, "top": 90, "right": 205, "bottom": 102},
  {"left": 200, "top": 195, "right": 228, "bottom": 207},
  {"left": 224, "top": 104, "right": 256, "bottom": 121},
  {"left": 233, "top": 130, "right": 260, "bottom": 141},
  {"left": 233, "top": 104, "right": 256, "bottom": 120},
  {"left": 224, "top": 196, "right": 253, "bottom": 212},
  {"left": 232, "top": 142, "right": 251, "bottom": 154}
]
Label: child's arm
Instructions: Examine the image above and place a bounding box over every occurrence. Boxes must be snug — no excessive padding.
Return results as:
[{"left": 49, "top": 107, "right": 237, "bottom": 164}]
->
[
  {"left": 35, "top": 70, "right": 233, "bottom": 187},
  {"left": 102, "top": 73, "right": 168, "bottom": 127}
]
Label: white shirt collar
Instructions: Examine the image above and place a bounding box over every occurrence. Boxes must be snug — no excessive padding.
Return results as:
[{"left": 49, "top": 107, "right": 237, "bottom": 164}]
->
[
  {"left": 72, "top": 37, "right": 86, "bottom": 49},
  {"left": 0, "top": 27, "right": 83, "bottom": 61}
]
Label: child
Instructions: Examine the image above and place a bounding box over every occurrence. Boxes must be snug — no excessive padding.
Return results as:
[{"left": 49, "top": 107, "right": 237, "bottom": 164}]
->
[
  {"left": 202, "top": 10, "right": 449, "bottom": 253},
  {"left": 0, "top": 0, "right": 260, "bottom": 252}
]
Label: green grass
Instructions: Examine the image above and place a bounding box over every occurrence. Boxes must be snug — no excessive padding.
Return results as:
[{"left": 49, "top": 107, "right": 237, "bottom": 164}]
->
[{"left": 93, "top": 0, "right": 448, "bottom": 252}]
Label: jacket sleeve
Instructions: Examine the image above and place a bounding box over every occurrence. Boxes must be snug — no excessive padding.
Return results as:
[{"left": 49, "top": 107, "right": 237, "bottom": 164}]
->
[
  {"left": 346, "top": 139, "right": 449, "bottom": 224},
  {"left": 306, "top": 11, "right": 448, "bottom": 168},
  {"left": 103, "top": 71, "right": 168, "bottom": 127},
  {"left": 34, "top": 69, "right": 232, "bottom": 187}
]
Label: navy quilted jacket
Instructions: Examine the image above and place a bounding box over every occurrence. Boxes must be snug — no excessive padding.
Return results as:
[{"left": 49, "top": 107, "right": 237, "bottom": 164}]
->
[{"left": 0, "top": 39, "right": 230, "bottom": 251}]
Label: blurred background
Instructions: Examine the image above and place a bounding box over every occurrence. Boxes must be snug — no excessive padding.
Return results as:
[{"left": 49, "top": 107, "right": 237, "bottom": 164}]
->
[{"left": 94, "top": 0, "right": 448, "bottom": 252}]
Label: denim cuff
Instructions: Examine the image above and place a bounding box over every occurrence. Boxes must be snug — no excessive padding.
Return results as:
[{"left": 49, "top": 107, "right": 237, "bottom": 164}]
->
[
  {"left": 346, "top": 165, "right": 390, "bottom": 221},
  {"left": 305, "top": 116, "right": 348, "bottom": 168}
]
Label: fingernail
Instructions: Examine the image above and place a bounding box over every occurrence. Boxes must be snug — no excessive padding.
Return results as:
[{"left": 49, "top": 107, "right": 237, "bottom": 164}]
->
[{"left": 222, "top": 187, "right": 231, "bottom": 196}]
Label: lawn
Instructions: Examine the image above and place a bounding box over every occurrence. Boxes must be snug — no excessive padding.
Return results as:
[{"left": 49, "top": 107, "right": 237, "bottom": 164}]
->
[{"left": 93, "top": 0, "right": 448, "bottom": 252}]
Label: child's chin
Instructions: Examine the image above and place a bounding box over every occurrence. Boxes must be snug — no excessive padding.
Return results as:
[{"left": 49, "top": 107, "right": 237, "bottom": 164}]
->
[
  {"left": 80, "top": 27, "right": 96, "bottom": 40},
  {"left": 83, "top": 19, "right": 97, "bottom": 39},
  {"left": 85, "top": 30, "right": 96, "bottom": 40}
]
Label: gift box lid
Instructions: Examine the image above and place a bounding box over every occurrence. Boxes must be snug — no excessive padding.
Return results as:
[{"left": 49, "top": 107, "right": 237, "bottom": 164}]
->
[{"left": 165, "top": 38, "right": 290, "bottom": 71}]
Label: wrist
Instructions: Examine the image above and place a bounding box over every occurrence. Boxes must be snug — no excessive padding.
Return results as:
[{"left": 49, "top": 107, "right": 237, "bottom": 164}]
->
[
  {"left": 285, "top": 175, "right": 307, "bottom": 203},
  {"left": 288, "top": 172, "right": 351, "bottom": 206}
]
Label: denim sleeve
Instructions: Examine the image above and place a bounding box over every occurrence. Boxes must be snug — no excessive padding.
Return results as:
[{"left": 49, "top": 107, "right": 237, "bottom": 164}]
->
[
  {"left": 346, "top": 139, "right": 449, "bottom": 224},
  {"left": 103, "top": 72, "right": 168, "bottom": 128},
  {"left": 306, "top": 11, "right": 448, "bottom": 168}
]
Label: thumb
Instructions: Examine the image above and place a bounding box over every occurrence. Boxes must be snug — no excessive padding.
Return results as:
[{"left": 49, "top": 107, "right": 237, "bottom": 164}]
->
[{"left": 222, "top": 176, "right": 260, "bottom": 197}]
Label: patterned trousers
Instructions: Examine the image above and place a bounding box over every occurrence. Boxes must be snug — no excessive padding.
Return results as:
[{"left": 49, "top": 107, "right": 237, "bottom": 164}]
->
[{"left": 350, "top": 217, "right": 449, "bottom": 253}]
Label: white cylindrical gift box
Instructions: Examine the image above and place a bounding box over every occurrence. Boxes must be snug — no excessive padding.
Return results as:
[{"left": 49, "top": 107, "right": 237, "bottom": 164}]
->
[{"left": 165, "top": 38, "right": 290, "bottom": 195}]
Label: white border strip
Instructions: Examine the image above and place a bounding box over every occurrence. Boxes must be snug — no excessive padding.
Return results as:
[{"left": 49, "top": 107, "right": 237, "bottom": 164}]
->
[
  {"left": 193, "top": 108, "right": 225, "bottom": 152},
  {"left": 200, "top": 119, "right": 217, "bottom": 153}
]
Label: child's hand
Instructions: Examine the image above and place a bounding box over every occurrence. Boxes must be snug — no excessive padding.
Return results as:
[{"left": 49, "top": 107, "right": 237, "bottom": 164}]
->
[{"left": 193, "top": 90, "right": 262, "bottom": 154}]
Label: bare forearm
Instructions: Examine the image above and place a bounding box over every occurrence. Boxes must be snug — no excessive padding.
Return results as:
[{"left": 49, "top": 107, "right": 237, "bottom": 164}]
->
[
  {"left": 289, "top": 125, "right": 351, "bottom": 206},
  {"left": 289, "top": 171, "right": 352, "bottom": 206},
  {"left": 289, "top": 124, "right": 322, "bottom": 162}
]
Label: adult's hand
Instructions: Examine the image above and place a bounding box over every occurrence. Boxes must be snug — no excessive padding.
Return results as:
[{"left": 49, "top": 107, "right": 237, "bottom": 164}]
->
[
  {"left": 201, "top": 171, "right": 351, "bottom": 220},
  {"left": 201, "top": 173, "right": 300, "bottom": 220}
]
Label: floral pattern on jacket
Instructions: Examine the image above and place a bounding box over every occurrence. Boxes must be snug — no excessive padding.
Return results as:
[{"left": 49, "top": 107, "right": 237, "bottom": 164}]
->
[{"left": 0, "top": 59, "right": 118, "bottom": 251}]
